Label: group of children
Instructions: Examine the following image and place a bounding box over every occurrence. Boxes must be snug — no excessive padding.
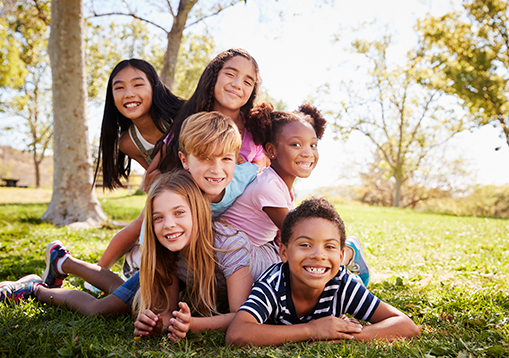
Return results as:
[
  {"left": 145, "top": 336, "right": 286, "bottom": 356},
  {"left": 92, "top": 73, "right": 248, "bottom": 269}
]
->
[{"left": 0, "top": 48, "right": 420, "bottom": 345}]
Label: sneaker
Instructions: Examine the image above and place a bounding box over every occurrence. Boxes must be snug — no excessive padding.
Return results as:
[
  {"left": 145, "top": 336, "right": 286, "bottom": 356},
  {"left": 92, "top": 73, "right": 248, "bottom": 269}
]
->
[
  {"left": 121, "top": 244, "right": 141, "bottom": 281},
  {"left": 0, "top": 274, "right": 45, "bottom": 303},
  {"left": 42, "top": 240, "right": 70, "bottom": 288},
  {"left": 345, "top": 236, "right": 370, "bottom": 287}
]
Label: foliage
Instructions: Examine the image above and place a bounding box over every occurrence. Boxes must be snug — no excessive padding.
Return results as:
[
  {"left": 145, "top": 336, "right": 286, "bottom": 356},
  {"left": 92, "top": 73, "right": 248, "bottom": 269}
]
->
[
  {"left": 0, "top": 0, "right": 53, "bottom": 188},
  {"left": 417, "top": 0, "right": 509, "bottom": 149},
  {"left": 0, "top": 193, "right": 508, "bottom": 356},
  {"left": 419, "top": 184, "right": 509, "bottom": 218},
  {"left": 87, "top": 0, "right": 245, "bottom": 89},
  {"left": 318, "top": 29, "right": 469, "bottom": 207}
]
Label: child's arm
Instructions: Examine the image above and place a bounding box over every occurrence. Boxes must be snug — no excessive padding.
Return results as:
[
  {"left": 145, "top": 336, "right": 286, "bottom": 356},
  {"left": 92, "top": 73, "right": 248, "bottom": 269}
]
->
[
  {"left": 226, "top": 311, "right": 363, "bottom": 347},
  {"left": 118, "top": 131, "right": 149, "bottom": 169},
  {"left": 97, "top": 212, "right": 143, "bottom": 269},
  {"left": 252, "top": 156, "right": 267, "bottom": 171},
  {"left": 349, "top": 301, "right": 420, "bottom": 342},
  {"left": 262, "top": 207, "right": 289, "bottom": 229},
  {"left": 143, "top": 147, "right": 164, "bottom": 191},
  {"left": 189, "top": 266, "right": 253, "bottom": 333}
]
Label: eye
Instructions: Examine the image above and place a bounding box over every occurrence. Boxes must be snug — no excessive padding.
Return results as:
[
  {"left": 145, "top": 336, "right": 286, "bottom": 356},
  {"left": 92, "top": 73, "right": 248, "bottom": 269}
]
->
[
  {"left": 225, "top": 71, "right": 234, "bottom": 77},
  {"left": 244, "top": 80, "right": 253, "bottom": 87},
  {"left": 325, "top": 244, "right": 337, "bottom": 250},
  {"left": 113, "top": 86, "right": 123, "bottom": 91},
  {"left": 291, "top": 143, "right": 301, "bottom": 147},
  {"left": 299, "top": 243, "right": 311, "bottom": 248},
  {"left": 134, "top": 83, "right": 144, "bottom": 87},
  {"left": 311, "top": 143, "right": 318, "bottom": 148},
  {"left": 223, "top": 156, "right": 234, "bottom": 161},
  {"left": 153, "top": 215, "right": 163, "bottom": 222},
  {"left": 175, "top": 210, "right": 185, "bottom": 216}
]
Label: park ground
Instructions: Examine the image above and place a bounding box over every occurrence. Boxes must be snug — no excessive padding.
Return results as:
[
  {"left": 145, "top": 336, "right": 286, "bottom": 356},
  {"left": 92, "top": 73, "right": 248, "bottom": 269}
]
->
[{"left": 0, "top": 187, "right": 508, "bottom": 357}]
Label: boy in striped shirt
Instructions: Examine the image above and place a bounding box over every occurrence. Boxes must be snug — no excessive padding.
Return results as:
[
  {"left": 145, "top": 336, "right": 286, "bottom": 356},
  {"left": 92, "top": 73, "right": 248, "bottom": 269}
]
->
[{"left": 226, "top": 198, "right": 420, "bottom": 346}]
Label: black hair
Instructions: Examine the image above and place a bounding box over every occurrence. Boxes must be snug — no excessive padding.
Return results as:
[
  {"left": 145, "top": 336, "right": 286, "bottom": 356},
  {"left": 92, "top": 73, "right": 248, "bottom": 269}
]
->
[
  {"left": 94, "top": 59, "right": 184, "bottom": 190},
  {"left": 245, "top": 102, "right": 326, "bottom": 149},
  {"left": 155, "top": 48, "right": 261, "bottom": 172},
  {"left": 281, "top": 197, "right": 346, "bottom": 247}
]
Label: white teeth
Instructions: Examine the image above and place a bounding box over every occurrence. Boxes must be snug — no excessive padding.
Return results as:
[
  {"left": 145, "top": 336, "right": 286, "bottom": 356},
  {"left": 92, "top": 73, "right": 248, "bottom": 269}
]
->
[
  {"left": 125, "top": 103, "right": 139, "bottom": 108},
  {"left": 297, "top": 162, "right": 312, "bottom": 168},
  {"left": 165, "top": 232, "right": 183, "bottom": 239},
  {"left": 305, "top": 267, "right": 326, "bottom": 274},
  {"left": 206, "top": 178, "right": 224, "bottom": 183}
]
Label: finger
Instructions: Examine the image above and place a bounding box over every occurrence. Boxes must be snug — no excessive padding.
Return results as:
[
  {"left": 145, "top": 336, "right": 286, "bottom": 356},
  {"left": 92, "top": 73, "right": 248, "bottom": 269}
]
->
[
  {"left": 167, "top": 332, "right": 180, "bottom": 343},
  {"left": 168, "top": 324, "right": 187, "bottom": 339},
  {"left": 137, "top": 314, "right": 158, "bottom": 327},
  {"left": 172, "top": 310, "right": 191, "bottom": 324},
  {"left": 178, "top": 301, "right": 191, "bottom": 314},
  {"left": 169, "top": 317, "right": 189, "bottom": 332},
  {"left": 134, "top": 320, "right": 154, "bottom": 333}
]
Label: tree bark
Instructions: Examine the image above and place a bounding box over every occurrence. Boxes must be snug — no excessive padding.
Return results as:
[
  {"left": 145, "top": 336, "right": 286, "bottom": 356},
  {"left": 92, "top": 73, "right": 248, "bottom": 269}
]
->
[
  {"left": 42, "top": 0, "right": 106, "bottom": 227},
  {"left": 160, "top": 0, "right": 198, "bottom": 88}
]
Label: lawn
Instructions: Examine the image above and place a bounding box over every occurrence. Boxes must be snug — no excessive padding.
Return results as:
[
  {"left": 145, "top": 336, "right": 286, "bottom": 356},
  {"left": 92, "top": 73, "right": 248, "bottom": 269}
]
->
[{"left": 0, "top": 188, "right": 508, "bottom": 357}]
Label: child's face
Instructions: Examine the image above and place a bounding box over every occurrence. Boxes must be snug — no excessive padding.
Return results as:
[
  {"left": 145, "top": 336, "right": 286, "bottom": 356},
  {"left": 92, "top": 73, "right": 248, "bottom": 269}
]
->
[
  {"left": 213, "top": 56, "right": 256, "bottom": 115},
  {"left": 152, "top": 190, "right": 193, "bottom": 254},
  {"left": 280, "top": 217, "right": 344, "bottom": 293},
  {"left": 267, "top": 121, "right": 319, "bottom": 182},
  {"left": 179, "top": 146, "right": 236, "bottom": 204},
  {"left": 112, "top": 66, "right": 153, "bottom": 123}
]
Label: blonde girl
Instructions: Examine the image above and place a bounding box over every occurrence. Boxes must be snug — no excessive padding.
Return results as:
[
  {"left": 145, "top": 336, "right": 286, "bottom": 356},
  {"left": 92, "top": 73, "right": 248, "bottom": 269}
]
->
[{"left": 133, "top": 169, "right": 257, "bottom": 339}]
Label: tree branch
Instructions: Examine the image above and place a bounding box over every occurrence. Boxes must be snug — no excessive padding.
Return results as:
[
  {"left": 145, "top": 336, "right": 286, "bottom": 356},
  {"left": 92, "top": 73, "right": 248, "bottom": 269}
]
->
[{"left": 91, "top": 12, "right": 169, "bottom": 34}]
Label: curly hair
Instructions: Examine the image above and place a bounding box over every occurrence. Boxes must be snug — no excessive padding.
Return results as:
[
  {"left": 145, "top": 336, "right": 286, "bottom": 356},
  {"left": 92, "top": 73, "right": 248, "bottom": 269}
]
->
[
  {"left": 245, "top": 102, "right": 326, "bottom": 149},
  {"left": 156, "top": 48, "right": 261, "bottom": 172},
  {"left": 280, "top": 197, "right": 346, "bottom": 248}
]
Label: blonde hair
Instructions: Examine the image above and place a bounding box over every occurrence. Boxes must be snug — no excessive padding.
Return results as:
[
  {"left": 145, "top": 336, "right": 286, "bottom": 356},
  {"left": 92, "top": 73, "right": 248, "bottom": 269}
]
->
[
  {"left": 179, "top": 111, "right": 242, "bottom": 160},
  {"left": 134, "top": 169, "right": 218, "bottom": 317}
]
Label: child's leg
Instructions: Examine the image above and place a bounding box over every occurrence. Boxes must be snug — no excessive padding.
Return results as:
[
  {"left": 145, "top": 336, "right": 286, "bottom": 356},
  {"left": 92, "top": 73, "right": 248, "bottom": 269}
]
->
[
  {"left": 97, "top": 212, "right": 144, "bottom": 270},
  {"left": 62, "top": 256, "right": 124, "bottom": 294},
  {"left": 35, "top": 286, "right": 129, "bottom": 316}
]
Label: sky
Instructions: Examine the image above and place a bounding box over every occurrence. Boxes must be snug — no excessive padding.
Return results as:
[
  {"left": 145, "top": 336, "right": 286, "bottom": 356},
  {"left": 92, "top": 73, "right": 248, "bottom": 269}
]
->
[
  {"left": 200, "top": 0, "right": 509, "bottom": 194},
  {"left": 2, "top": 0, "right": 508, "bottom": 194}
]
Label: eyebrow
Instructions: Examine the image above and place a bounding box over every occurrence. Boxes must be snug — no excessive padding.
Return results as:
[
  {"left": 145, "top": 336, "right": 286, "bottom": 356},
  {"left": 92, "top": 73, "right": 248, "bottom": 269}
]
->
[
  {"left": 112, "top": 77, "right": 147, "bottom": 86},
  {"left": 295, "top": 235, "right": 339, "bottom": 243},
  {"left": 153, "top": 204, "right": 186, "bottom": 214},
  {"left": 223, "top": 66, "right": 255, "bottom": 83}
]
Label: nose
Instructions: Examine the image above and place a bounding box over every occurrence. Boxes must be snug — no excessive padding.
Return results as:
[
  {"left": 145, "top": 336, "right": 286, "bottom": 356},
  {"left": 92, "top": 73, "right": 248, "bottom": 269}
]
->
[
  {"left": 231, "top": 76, "right": 241, "bottom": 89},
  {"left": 301, "top": 146, "right": 313, "bottom": 157},
  {"left": 209, "top": 158, "right": 222, "bottom": 173},
  {"left": 163, "top": 216, "right": 175, "bottom": 229},
  {"left": 124, "top": 86, "right": 134, "bottom": 98},
  {"left": 309, "top": 246, "right": 326, "bottom": 260}
]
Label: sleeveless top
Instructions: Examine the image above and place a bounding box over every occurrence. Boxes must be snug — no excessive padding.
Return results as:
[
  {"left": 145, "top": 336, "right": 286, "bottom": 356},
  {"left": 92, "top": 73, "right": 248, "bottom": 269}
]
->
[{"left": 128, "top": 125, "right": 155, "bottom": 165}]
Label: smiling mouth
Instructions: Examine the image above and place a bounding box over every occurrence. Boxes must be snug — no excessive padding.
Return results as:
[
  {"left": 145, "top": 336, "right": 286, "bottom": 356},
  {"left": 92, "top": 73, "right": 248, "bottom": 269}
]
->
[
  {"left": 304, "top": 266, "right": 329, "bottom": 274},
  {"left": 226, "top": 90, "right": 241, "bottom": 98},
  {"left": 124, "top": 102, "right": 140, "bottom": 108},
  {"left": 165, "top": 232, "right": 183, "bottom": 240},
  {"left": 296, "top": 162, "right": 313, "bottom": 169},
  {"left": 206, "top": 177, "right": 225, "bottom": 184}
]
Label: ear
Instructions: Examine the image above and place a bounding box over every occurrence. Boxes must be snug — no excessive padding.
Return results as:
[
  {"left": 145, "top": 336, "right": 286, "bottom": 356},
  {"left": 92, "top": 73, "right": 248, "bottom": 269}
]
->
[
  {"left": 340, "top": 247, "right": 346, "bottom": 264},
  {"left": 279, "top": 242, "right": 288, "bottom": 263},
  {"left": 265, "top": 142, "right": 276, "bottom": 160},
  {"left": 179, "top": 151, "right": 189, "bottom": 170}
]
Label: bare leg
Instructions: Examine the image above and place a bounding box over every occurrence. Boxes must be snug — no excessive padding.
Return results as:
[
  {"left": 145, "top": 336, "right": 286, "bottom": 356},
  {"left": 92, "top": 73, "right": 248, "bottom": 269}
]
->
[
  {"left": 36, "top": 286, "right": 129, "bottom": 316},
  {"left": 61, "top": 256, "right": 124, "bottom": 294}
]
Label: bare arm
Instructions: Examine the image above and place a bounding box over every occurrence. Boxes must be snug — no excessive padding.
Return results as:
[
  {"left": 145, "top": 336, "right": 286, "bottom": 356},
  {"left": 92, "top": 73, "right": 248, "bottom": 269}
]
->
[
  {"left": 350, "top": 301, "right": 420, "bottom": 342},
  {"left": 118, "top": 131, "right": 149, "bottom": 169},
  {"left": 252, "top": 156, "right": 268, "bottom": 172},
  {"left": 97, "top": 212, "right": 144, "bottom": 269},
  {"left": 226, "top": 311, "right": 363, "bottom": 347},
  {"left": 262, "top": 207, "right": 290, "bottom": 230},
  {"left": 143, "top": 147, "right": 164, "bottom": 191},
  {"left": 189, "top": 266, "right": 253, "bottom": 332}
]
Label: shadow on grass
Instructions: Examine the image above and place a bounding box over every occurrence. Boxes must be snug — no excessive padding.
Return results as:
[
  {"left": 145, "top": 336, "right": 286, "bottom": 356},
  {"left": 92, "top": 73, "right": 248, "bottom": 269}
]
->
[{"left": 0, "top": 255, "right": 44, "bottom": 281}]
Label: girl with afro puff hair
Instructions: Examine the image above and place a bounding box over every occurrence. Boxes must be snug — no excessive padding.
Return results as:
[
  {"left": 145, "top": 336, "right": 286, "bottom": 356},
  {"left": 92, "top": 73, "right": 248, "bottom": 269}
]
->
[{"left": 220, "top": 102, "right": 326, "bottom": 273}]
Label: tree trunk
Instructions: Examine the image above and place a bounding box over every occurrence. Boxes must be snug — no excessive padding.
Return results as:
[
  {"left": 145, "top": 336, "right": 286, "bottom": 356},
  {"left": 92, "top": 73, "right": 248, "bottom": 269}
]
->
[
  {"left": 160, "top": 0, "right": 197, "bottom": 88},
  {"left": 33, "top": 150, "right": 40, "bottom": 189},
  {"left": 393, "top": 174, "right": 402, "bottom": 208},
  {"left": 42, "top": 0, "right": 106, "bottom": 227}
]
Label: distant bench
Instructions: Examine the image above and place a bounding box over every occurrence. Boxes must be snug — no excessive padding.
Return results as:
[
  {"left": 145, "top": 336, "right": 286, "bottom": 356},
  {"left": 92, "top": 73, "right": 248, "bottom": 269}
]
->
[{"left": 2, "top": 178, "right": 20, "bottom": 187}]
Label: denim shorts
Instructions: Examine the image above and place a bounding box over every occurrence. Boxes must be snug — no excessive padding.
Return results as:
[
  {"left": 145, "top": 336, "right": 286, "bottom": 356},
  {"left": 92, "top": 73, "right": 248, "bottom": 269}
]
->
[{"left": 111, "top": 271, "right": 140, "bottom": 306}]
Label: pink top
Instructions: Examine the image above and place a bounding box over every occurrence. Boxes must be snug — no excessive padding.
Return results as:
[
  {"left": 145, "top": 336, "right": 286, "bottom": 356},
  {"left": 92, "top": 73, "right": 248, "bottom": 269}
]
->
[
  {"left": 240, "top": 127, "right": 266, "bottom": 163},
  {"left": 220, "top": 167, "right": 295, "bottom": 246}
]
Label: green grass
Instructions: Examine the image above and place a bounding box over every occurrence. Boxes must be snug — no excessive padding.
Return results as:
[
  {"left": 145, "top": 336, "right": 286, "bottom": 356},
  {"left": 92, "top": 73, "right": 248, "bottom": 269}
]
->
[{"left": 0, "top": 192, "right": 508, "bottom": 357}]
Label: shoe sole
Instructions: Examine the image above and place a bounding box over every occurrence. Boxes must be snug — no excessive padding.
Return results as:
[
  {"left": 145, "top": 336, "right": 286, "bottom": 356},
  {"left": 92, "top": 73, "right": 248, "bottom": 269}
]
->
[
  {"left": 42, "top": 240, "right": 64, "bottom": 284},
  {"left": 347, "top": 236, "right": 369, "bottom": 281}
]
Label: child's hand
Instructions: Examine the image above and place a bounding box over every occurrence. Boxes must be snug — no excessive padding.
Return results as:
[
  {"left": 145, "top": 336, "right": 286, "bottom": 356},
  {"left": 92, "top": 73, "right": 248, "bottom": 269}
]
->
[
  {"left": 143, "top": 169, "right": 160, "bottom": 192},
  {"left": 134, "top": 309, "right": 164, "bottom": 337},
  {"left": 309, "top": 315, "right": 363, "bottom": 341},
  {"left": 167, "top": 302, "right": 191, "bottom": 342}
]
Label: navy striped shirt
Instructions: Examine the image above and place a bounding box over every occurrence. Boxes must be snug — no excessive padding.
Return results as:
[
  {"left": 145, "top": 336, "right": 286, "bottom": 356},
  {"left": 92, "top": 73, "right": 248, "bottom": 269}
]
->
[{"left": 239, "top": 262, "right": 380, "bottom": 325}]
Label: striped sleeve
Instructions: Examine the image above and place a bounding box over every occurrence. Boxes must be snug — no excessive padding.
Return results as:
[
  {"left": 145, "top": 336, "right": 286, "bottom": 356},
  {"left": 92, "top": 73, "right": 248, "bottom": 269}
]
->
[
  {"left": 339, "top": 274, "right": 380, "bottom": 321},
  {"left": 238, "top": 280, "right": 278, "bottom": 323},
  {"left": 214, "top": 223, "right": 252, "bottom": 279}
]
